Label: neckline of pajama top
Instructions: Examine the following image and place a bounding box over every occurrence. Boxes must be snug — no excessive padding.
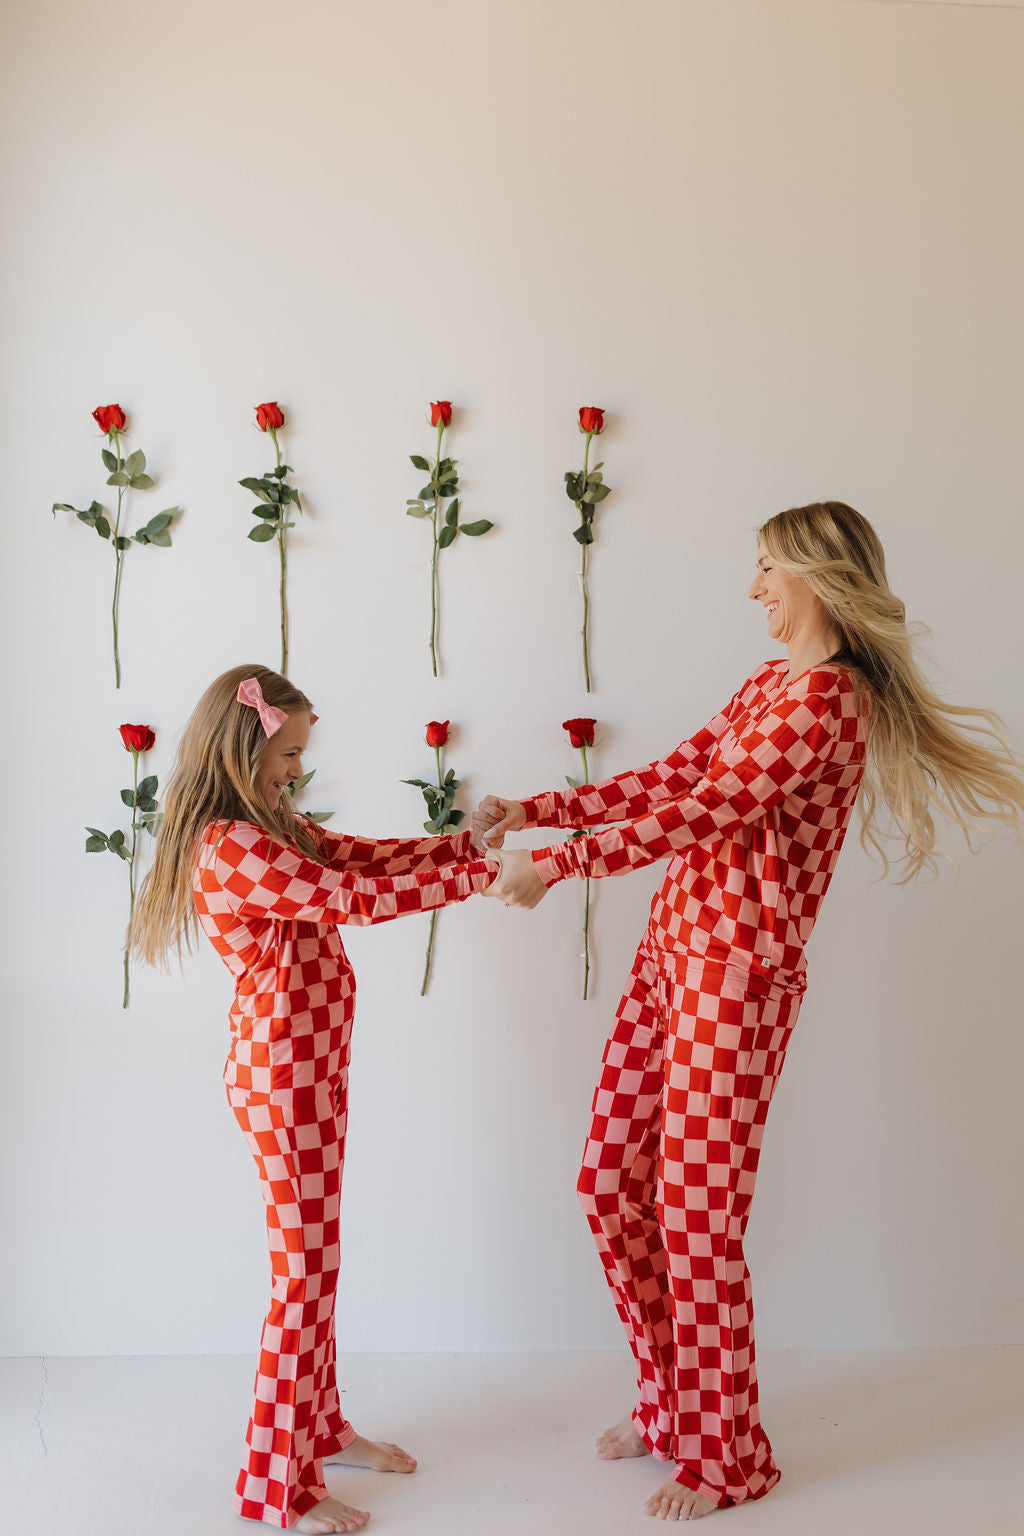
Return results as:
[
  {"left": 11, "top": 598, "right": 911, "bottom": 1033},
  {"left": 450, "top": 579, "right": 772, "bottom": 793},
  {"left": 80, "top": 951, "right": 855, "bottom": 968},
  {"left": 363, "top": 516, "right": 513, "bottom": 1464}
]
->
[{"left": 520, "top": 659, "right": 869, "bottom": 987}]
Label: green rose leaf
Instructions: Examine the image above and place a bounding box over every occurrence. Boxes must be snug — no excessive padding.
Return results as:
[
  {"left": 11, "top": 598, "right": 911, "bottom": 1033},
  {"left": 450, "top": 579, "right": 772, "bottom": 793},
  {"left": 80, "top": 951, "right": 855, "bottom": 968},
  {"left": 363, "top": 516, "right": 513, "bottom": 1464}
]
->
[
  {"left": 115, "top": 536, "right": 131, "bottom": 550},
  {"left": 108, "top": 828, "right": 126, "bottom": 848},
  {"left": 130, "top": 473, "right": 155, "bottom": 490},
  {"left": 76, "top": 508, "right": 97, "bottom": 525},
  {"left": 248, "top": 524, "right": 276, "bottom": 542},
  {"left": 583, "top": 484, "right": 611, "bottom": 503},
  {"left": 149, "top": 530, "right": 172, "bottom": 546},
  {"left": 307, "top": 810, "right": 334, "bottom": 824},
  {"left": 565, "top": 471, "right": 584, "bottom": 500},
  {"left": 239, "top": 477, "right": 274, "bottom": 502},
  {"left": 565, "top": 774, "right": 580, "bottom": 789},
  {"left": 447, "top": 808, "right": 465, "bottom": 826},
  {"left": 94, "top": 516, "right": 111, "bottom": 539},
  {"left": 144, "top": 513, "right": 174, "bottom": 534},
  {"left": 400, "top": 777, "right": 432, "bottom": 790},
  {"left": 53, "top": 503, "right": 78, "bottom": 514},
  {"left": 460, "top": 519, "right": 493, "bottom": 536},
  {"left": 101, "top": 449, "right": 118, "bottom": 473},
  {"left": 134, "top": 530, "right": 150, "bottom": 544},
  {"left": 136, "top": 797, "right": 158, "bottom": 813},
  {"left": 438, "top": 524, "right": 458, "bottom": 549},
  {"left": 444, "top": 502, "right": 459, "bottom": 528},
  {"left": 291, "top": 770, "right": 315, "bottom": 792},
  {"left": 106, "top": 471, "right": 130, "bottom": 487},
  {"left": 410, "top": 454, "right": 431, "bottom": 471},
  {"left": 138, "top": 775, "right": 158, "bottom": 799},
  {"left": 270, "top": 465, "right": 288, "bottom": 479},
  {"left": 418, "top": 483, "right": 434, "bottom": 500},
  {"left": 85, "top": 829, "right": 109, "bottom": 852},
  {"left": 120, "top": 789, "right": 137, "bottom": 808},
  {"left": 573, "top": 524, "right": 594, "bottom": 545},
  {"left": 252, "top": 505, "right": 280, "bottom": 520},
  {"left": 406, "top": 503, "right": 430, "bottom": 519},
  {"left": 124, "top": 449, "right": 146, "bottom": 478}
]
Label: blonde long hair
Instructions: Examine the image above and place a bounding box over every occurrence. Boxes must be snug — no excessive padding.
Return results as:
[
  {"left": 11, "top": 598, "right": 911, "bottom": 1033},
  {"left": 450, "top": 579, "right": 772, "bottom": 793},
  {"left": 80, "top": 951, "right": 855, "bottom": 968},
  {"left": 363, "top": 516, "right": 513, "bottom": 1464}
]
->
[
  {"left": 760, "top": 502, "right": 1024, "bottom": 880},
  {"left": 131, "top": 665, "right": 325, "bottom": 967}
]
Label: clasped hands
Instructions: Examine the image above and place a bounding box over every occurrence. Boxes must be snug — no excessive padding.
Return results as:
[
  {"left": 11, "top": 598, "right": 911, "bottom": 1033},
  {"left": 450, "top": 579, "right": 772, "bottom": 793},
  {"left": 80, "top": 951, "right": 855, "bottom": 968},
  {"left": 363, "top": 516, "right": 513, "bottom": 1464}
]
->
[{"left": 471, "top": 796, "right": 548, "bottom": 910}]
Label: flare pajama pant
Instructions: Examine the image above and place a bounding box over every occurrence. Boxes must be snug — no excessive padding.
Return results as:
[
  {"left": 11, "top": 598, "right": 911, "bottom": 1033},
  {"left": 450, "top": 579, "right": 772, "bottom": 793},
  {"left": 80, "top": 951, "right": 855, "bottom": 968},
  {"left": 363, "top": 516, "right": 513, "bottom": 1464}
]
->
[
  {"left": 227, "top": 1073, "right": 357, "bottom": 1527},
  {"left": 577, "top": 937, "right": 803, "bottom": 1508}
]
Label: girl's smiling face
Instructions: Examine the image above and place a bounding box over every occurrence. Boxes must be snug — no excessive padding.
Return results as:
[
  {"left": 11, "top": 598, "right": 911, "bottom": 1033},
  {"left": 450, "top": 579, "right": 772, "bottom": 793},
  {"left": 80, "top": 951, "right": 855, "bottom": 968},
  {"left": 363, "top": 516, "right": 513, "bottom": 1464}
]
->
[{"left": 255, "top": 710, "right": 311, "bottom": 810}]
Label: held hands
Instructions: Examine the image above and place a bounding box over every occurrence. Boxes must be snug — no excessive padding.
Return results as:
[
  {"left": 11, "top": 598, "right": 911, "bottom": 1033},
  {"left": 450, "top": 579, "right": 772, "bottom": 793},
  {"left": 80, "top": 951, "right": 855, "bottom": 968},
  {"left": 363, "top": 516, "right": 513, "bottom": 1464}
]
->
[
  {"left": 481, "top": 848, "right": 548, "bottom": 910},
  {"left": 471, "top": 796, "right": 526, "bottom": 851}
]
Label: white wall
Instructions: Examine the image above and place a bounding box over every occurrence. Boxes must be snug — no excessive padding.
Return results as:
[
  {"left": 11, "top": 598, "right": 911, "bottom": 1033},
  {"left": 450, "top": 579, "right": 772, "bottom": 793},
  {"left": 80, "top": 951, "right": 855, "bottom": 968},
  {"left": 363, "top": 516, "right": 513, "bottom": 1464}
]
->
[{"left": 1, "top": 0, "right": 1022, "bottom": 1356}]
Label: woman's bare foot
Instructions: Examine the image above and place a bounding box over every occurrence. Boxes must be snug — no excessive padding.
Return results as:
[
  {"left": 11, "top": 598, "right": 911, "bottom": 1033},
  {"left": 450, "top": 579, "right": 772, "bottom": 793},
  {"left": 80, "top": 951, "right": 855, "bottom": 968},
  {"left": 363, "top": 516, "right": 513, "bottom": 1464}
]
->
[
  {"left": 596, "top": 1416, "right": 651, "bottom": 1460},
  {"left": 644, "top": 1477, "right": 718, "bottom": 1520},
  {"left": 325, "top": 1434, "right": 417, "bottom": 1473},
  {"left": 294, "top": 1496, "right": 370, "bottom": 1534}
]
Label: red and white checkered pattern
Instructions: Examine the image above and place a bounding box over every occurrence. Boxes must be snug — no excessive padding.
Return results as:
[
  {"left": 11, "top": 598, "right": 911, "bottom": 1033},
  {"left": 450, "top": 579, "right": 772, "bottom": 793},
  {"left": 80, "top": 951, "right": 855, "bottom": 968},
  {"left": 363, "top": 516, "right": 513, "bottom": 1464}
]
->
[
  {"left": 228, "top": 1078, "right": 356, "bottom": 1527},
  {"left": 578, "top": 936, "right": 802, "bottom": 1507},
  {"left": 523, "top": 661, "right": 867, "bottom": 978},
  {"left": 193, "top": 821, "right": 496, "bottom": 1526}
]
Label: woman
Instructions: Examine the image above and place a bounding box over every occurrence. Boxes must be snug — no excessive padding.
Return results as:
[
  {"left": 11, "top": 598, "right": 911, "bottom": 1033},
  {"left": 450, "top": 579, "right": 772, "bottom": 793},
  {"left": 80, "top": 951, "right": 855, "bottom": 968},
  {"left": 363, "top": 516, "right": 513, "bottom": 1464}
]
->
[
  {"left": 133, "top": 666, "right": 498, "bottom": 1534},
  {"left": 476, "top": 502, "right": 1024, "bottom": 1521}
]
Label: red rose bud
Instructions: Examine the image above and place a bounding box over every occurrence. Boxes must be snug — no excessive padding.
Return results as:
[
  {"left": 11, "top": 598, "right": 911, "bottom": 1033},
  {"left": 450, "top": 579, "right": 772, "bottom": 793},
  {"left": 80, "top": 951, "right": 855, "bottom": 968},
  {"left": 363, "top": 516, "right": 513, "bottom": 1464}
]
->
[
  {"left": 119, "top": 723, "right": 156, "bottom": 753},
  {"left": 255, "top": 402, "right": 285, "bottom": 432},
  {"left": 425, "top": 720, "right": 450, "bottom": 748},
  {"left": 578, "top": 406, "right": 605, "bottom": 435},
  {"left": 429, "top": 400, "right": 453, "bottom": 428},
  {"left": 562, "top": 717, "right": 596, "bottom": 749},
  {"left": 93, "top": 404, "right": 127, "bottom": 435}
]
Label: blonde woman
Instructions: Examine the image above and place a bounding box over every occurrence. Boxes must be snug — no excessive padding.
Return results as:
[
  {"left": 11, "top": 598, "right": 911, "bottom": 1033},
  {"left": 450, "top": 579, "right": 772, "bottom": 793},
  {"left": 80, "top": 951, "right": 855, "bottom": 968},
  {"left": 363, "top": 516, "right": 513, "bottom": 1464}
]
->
[
  {"left": 133, "top": 666, "right": 498, "bottom": 1534},
  {"left": 475, "top": 502, "right": 1024, "bottom": 1522}
]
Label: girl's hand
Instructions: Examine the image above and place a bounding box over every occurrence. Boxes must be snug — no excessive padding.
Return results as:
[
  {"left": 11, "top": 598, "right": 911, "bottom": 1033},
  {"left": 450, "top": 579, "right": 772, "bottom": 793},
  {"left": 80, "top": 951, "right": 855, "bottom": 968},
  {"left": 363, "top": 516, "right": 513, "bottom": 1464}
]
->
[{"left": 472, "top": 796, "right": 526, "bottom": 850}]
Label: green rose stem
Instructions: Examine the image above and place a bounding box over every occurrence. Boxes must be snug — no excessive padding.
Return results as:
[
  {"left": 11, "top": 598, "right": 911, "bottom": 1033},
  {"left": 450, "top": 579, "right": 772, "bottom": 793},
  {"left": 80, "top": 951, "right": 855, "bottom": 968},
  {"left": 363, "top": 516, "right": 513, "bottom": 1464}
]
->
[
  {"left": 268, "top": 426, "right": 289, "bottom": 675},
  {"left": 122, "top": 746, "right": 140, "bottom": 1009},
  {"left": 580, "top": 431, "right": 594, "bottom": 693},
  {"left": 428, "top": 418, "right": 444, "bottom": 677},
  {"left": 421, "top": 740, "right": 444, "bottom": 994},
  {"left": 110, "top": 427, "right": 126, "bottom": 688},
  {"left": 578, "top": 739, "right": 591, "bottom": 1000}
]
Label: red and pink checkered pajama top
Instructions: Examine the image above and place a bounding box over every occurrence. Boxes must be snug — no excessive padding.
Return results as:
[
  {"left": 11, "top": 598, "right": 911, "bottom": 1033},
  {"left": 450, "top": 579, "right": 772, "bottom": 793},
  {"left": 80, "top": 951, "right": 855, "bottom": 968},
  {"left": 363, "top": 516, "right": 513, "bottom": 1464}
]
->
[
  {"left": 193, "top": 822, "right": 496, "bottom": 1094},
  {"left": 522, "top": 660, "right": 868, "bottom": 980}
]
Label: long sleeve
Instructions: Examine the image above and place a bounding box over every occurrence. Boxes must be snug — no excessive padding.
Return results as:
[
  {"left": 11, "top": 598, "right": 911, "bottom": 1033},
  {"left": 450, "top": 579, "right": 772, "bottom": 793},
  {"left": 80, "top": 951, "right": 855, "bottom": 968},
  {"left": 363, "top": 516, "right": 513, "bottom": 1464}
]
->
[
  {"left": 519, "top": 676, "right": 760, "bottom": 830},
  {"left": 313, "top": 824, "right": 483, "bottom": 878},
  {"left": 202, "top": 822, "right": 497, "bottom": 926},
  {"left": 531, "top": 681, "right": 844, "bottom": 885}
]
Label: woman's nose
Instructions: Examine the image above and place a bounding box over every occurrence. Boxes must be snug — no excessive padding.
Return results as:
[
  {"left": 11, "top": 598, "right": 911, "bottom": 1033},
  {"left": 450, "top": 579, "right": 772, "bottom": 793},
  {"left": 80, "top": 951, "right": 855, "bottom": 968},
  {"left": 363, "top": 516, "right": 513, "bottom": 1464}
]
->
[{"left": 748, "top": 574, "right": 763, "bottom": 600}]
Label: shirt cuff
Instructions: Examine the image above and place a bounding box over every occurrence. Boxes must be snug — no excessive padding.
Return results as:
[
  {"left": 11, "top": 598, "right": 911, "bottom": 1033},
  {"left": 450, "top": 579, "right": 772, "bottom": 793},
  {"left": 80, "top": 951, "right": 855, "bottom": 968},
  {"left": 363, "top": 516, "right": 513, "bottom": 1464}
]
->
[{"left": 530, "top": 843, "right": 580, "bottom": 886}]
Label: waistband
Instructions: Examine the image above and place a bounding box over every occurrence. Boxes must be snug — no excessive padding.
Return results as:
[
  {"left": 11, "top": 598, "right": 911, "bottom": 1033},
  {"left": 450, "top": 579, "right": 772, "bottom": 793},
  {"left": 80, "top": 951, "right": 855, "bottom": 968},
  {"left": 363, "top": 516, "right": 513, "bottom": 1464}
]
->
[{"left": 640, "top": 932, "right": 807, "bottom": 998}]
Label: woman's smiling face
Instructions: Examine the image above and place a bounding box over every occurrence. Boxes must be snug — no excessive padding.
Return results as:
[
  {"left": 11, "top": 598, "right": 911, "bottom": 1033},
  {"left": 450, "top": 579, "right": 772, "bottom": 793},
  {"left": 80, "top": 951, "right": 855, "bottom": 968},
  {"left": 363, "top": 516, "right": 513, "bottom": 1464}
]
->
[
  {"left": 255, "top": 710, "right": 311, "bottom": 810},
  {"left": 748, "top": 538, "right": 825, "bottom": 648}
]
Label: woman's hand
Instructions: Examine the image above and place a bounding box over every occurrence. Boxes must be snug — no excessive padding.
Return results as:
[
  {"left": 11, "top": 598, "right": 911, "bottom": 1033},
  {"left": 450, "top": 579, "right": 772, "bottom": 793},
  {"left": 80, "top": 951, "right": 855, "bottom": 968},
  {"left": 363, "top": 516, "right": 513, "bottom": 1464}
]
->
[
  {"left": 480, "top": 848, "right": 548, "bottom": 909},
  {"left": 471, "top": 796, "right": 526, "bottom": 850}
]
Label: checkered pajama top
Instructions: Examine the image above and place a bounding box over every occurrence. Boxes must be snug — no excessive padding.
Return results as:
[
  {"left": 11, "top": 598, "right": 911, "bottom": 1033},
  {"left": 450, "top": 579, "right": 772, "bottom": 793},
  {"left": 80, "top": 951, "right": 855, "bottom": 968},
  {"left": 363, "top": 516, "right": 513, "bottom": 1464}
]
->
[
  {"left": 521, "top": 660, "right": 868, "bottom": 980},
  {"left": 193, "top": 822, "right": 496, "bottom": 1092}
]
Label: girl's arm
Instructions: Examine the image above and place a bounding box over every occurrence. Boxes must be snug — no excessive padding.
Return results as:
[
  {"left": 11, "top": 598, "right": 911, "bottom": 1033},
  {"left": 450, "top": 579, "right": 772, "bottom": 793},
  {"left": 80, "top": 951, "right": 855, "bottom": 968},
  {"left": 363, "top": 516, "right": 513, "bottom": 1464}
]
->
[
  {"left": 518, "top": 671, "right": 768, "bottom": 830},
  {"left": 200, "top": 822, "right": 497, "bottom": 926},
  {"left": 530, "top": 680, "right": 845, "bottom": 884},
  {"left": 312, "top": 825, "right": 483, "bottom": 877}
]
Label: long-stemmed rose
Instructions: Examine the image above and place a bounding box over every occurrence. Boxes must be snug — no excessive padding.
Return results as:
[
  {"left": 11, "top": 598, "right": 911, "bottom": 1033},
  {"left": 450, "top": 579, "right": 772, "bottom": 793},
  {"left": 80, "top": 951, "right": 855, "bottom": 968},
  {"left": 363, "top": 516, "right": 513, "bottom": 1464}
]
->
[
  {"left": 406, "top": 402, "right": 494, "bottom": 677},
  {"left": 401, "top": 721, "right": 465, "bottom": 994},
  {"left": 240, "top": 402, "right": 302, "bottom": 675},
  {"left": 563, "top": 717, "right": 597, "bottom": 999},
  {"left": 86, "top": 724, "right": 160, "bottom": 1008},
  {"left": 53, "top": 406, "right": 179, "bottom": 687},
  {"left": 564, "top": 407, "right": 611, "bottom": 693}
]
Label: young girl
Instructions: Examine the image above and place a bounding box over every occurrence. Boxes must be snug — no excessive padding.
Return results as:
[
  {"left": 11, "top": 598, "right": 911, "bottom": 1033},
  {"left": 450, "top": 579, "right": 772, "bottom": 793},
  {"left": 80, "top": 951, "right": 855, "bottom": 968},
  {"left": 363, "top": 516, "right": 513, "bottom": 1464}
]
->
[{"left": 132, "top": 664, "right": 499, "bottom": 1534}]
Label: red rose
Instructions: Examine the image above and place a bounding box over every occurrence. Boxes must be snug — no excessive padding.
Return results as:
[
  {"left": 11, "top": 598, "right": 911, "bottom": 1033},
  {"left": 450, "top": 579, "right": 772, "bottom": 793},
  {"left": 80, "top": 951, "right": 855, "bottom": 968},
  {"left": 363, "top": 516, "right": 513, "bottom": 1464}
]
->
[
  {"left": 93, "top": 404, "right": 127, "bottom": 435},
  {"left": 562, "top": 717, "right": 596, "bottom": 749},
  {"left": 429, "top": 400, "right": 453, "bottom": 428},
  {"left": 255, "top": 402, "right": 285, "bottom": 432},
  {"left": 119, "top": 723, "right": 155, "bottom": 753},
  {"left": 425, "top": 720, "right": 450, "bottom": 748},
  {"left": 578, "top": 406, "right": 605, "bottom": 436}
]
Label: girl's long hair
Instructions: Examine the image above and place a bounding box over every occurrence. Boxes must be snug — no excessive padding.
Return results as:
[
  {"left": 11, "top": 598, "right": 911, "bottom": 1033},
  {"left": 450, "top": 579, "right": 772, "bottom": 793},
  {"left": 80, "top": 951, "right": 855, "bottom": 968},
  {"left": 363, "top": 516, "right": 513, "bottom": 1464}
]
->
[
  {"left": 760, "top": 502, "right": 1024, "bottom": 880},
  {"left": 131, "top": 664, "right": 325, "bottom": 967}
]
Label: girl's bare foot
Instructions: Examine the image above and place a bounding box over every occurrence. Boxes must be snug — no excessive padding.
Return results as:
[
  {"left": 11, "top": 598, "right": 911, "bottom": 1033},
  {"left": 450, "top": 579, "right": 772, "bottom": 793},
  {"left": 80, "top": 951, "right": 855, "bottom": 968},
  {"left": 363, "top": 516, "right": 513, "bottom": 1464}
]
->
[
  {"left": 294, "top": 1496, "right": 370, "bottom": 1534},
  {"left": 644, "top": 1476, "right": 718, "bottom": 1520},
  {"left": 326, "top": 1434, "right": 417, "bottom": 1473},
  {"left": 596, "top": 1416, "right": 651, "bottom": 1460}
]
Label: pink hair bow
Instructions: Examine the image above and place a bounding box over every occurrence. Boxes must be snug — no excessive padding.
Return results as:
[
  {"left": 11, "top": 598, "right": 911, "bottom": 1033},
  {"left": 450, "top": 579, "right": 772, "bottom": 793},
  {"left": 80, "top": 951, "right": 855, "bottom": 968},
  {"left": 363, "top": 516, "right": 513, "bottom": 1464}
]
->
[{"left": 237, "top": 678, "right": 289, "bottom": 737}]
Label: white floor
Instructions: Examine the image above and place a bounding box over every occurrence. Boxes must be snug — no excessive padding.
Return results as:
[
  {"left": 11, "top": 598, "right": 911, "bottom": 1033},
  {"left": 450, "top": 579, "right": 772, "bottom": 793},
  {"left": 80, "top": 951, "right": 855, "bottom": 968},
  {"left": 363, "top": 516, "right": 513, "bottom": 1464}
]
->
[{"left": 2, "top": 1347, "right": 1020, "bottom": 1534}]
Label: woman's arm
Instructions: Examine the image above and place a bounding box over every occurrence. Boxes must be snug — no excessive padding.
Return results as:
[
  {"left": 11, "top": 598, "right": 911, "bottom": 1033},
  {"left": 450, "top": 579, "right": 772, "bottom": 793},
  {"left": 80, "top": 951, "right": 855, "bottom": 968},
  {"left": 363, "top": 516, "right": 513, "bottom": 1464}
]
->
[
  {"left": 517, "top": 672, "right": 767, "bottom": 830},
  {"left": 313, "top": 824, "right": 483, "bottom": 877},
  {"left": 530, "top": 682, "right": 844, "bottom": 884},
  {"left": 200, "top": 822, "right": 497, "bottom": 926}
]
